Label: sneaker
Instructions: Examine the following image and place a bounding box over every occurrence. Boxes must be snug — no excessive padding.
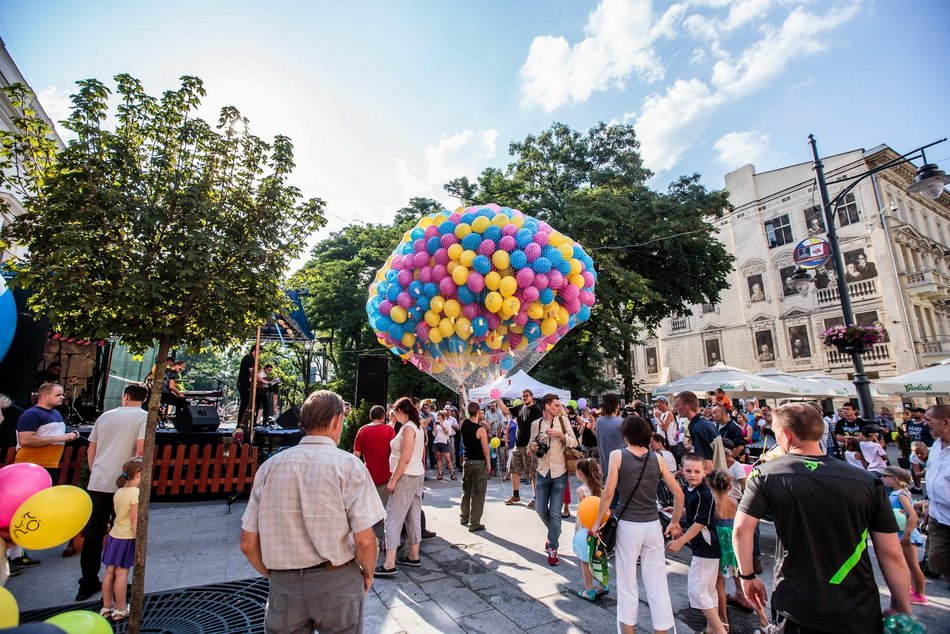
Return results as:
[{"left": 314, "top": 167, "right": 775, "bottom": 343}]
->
[
  {"left": 396, "top": 556, "right": 421, "bottom": 567},
  {"left": 374, "top": 565, "right": 397, "bottom": 577},
  {"left": 9, "top": 556, "right": 40, "bottom": 569},
  {"left": 460, "top": 517, "right": 469, "bottom": 525},
  {"left": 526, "top": 500, "right": 536, "bottom": 510},
  {"left": 468, "top": 523, "right": 486, "bottom": 533},
  {"left": 421, "top": 529, "right": 437, "bottom": 540},
  {"left": 752, "top": 556, "right": 763, "bottom": 575},
  {"left": 504, "top": 495, "right": 521, "bottom": 505},
  {"left": 909, "top": 590, "right": 928, "bottom": 605},
  {"left": 547, "top": 547, "right": 560, "bottom": 566},
  {"left": 7, "top": 562, "right": 21, "bottom": 577}
]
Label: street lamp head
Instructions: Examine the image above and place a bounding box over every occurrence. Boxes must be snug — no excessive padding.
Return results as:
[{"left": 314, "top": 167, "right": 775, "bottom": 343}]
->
[
  {"left": 907, "top": 163, "right": 950, "bottom": 199},
  {"left": 788, "top": 267, "right": 813, "bottom": 297}
]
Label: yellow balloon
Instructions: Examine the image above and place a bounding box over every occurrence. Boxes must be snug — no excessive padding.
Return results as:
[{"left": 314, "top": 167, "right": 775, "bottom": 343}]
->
[
  {"left": 569, "top": 258, "right": 582, "bottom": 276},
  {"left": 557, "top": 305, "right": 569, "bottom": 326},
  {"left": 403, "top": 231, "right": 412, "bottom": 242},
  {"left": 390, "top": 306, "right": 407, "bottom": 324},
  {"left": 496, "top": 324, "right": 508, "bottom": 335},
  {"left": 503, "top": 296, "right": 521, "bottom": 316},
  {"left": 444, "top": 299, "right": 461, "bottom": 318},
  {"left": 10, "top": 485, "right": 92, "bottom": 550},
  {"left": 0, "top": 587, "right": 17, "bottom": 628},
  {"left": 491, "top": 213, "right": 508, "bottom": 227},
  {"left": 541, "top": 317, "right": 558, "bottom": 337},
  {"left": 546, "top": 303, "right": 559, "bottom": 319},
  {"left": 454, "top": 223, "right": 471, "bottom": 239},
  {"left": 492, "top": 250, "right": 510, "bottom": 271},
  {"left": 510, "top": 215, "right": 525, "bottom": 229},
  {"left": 460, "top": 249, "right": 476, "bottom": 268},
  {"left": 418, "top": 217, "right": 434, "bottom": 228},
  {"left": 430, "top": 296, "right": 445, "bottom": 313},
  {"left": 517, "top": 337, "right": 529, "bottom": 349},
  {"left": 433, "top": 214, "right": 446, "bottom": 225},
  {"left": 485, "top": 291, "right": 503, "bottom": 313},
  {"left": 499, "top": 276, "right": 517, "bottom": 298},
  {"left": 447, "top": 243, "right": 463, "bottom": 261},
  {"left": 472, "top": 216, "right": 490, "bottom": 233},
  {"left": 429, "top": 327, "right": 444, "bottom": 344},
  {"left": 455, "top": 317, "right": 472, "bottom": 339},
  {"left": 485, "top": 271, "right": 501, "bottom": 291},
  {"left": 527, "top": 302, "right": 544, "bottom": 320},
  {"left": 452, "top": 266, "right": 469, "bottom": 286},
  {"left": 490, "top": 437, "right": 501, "bottom": 449},
  {"left": 424, "top": 310, "right": 440, "bottom": 327},
  {"left": 510, "top": 324, "right": 524, "bottom": 334},
  {"left": 548, "top": 231, "right": 564, "bottom": 247},
  {"left": 570, "top": 274, "right": 585, "bottom": 288},
  {"left": 439, "top": 318, "right": 455, "bottom": 337},
  {"left": 431, "top": 360, "right": 445, "bottom": 373},
  {"left": 486, "top": 332, "right": 503, "bottom": 349},
  {"left": 558, "top": 243, "right": 573, "bottom": 260},
  {"left": 446, "top": 260, "right": 459, "bottom": 276}
]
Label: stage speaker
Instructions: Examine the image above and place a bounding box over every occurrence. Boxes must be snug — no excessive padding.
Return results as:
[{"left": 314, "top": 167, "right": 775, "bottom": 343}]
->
[
  {"left": 355, "top": 355, "right": 388, "bottom": 408},
  {"left": 275, "top": 405, "right": 301, "bottom": 429},
  {"left": 173, "top": 404, "right": 221, "bottom": 433}
]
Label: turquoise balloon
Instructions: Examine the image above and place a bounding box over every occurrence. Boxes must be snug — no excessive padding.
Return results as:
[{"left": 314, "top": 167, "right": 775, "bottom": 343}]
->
[{"left": 45, "top": 610, "right": 113, "bottom": 634}]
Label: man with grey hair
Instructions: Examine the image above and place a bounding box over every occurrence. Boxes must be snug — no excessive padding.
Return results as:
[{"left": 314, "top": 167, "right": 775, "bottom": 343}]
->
[
  {"left": 241, "top": 390, "right": 385, "bottom": 634},
  {"left": 924, "top": 404, "right": 950, "bottom": 581}
]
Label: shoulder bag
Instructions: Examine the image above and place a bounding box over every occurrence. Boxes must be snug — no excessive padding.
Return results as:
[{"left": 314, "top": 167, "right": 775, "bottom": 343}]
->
[
  {"left": 598, "top": 451, "right": 648, "bottom": 551},
  {"left": 557, "top": 415, "right": 583, "bottom": 473}
]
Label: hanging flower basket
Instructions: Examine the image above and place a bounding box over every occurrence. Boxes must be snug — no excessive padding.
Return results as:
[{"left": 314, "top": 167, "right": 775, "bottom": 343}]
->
[{"left": 818, "top": 324, "right": 885, "bottom": 354}]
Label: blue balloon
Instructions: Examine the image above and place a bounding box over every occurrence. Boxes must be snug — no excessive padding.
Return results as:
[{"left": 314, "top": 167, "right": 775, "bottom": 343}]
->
[
  {"left": 500, "top": 356, "right": 515, "bottom": 371},
  {"left": 539, "top": 288, "right": 554, "bottom": 304},
  {"left": 573, "top": 245, "right": 585, "bottom": 259},
  {"left": 427, "top": 236, "right": 441, "bottom": 255},
  {"left": 386, "top": 269, "right": 399, "bottom": 282},
  {"left": 578, "top": 305, "right": 591, "bottom": 322},
  {"left": 388, "top": 324, "right": 403, "bottom": 341},
  {"left": 438, "top": 220, "right": 456, "bottom": 235},
  {"left": 457, "top": 286, "right": 475, "bottom": 304},
  {"left": 461, "top": 212, "right": 476, "bottom": 225},
  {"left": 410, "top": 227, "right": 425, "bottom": 241},
  {"left": 572, "top": 528, "right": 589, "bottom": 560},
  {"left": 408, "top": 280, "right": 424, "bottom": 297},
  {"left": 541, "top": 245, "right": 558, "bottom": 260},
  {"left": 532, "top": 257, "right": 552, "bottom": 274},
  {"left": 499, "top": 207, "right": 513, "bottom": 217},
  {"left": 472, "top": 255, "right": 492, "bottom": 275},
  {"left": 386, "top": 284, "right": 401, "bottom": 302},
  {"left": 423, "top": 282, "right": 439, "bottom": 297},
  {"left": 524, "top": 322, "right": 541, "bottom": 341},
  {"left": 556, "top": 259, "right": 572, "bottom": 275},
  {"left": 523, "top": 219, "right": 539, "bottom": 231},
  {"left": 376, "top": 315, "right": 393, "bottom": 332},
  {"left": 478, "top": 207, "right": 494, "bottom": 217},
  {"left": 409, "top": 305, "right": 425, "bottom": 322},
  {"left": 471, "top": 316, "right": 489, "bottom": 337},
  {"left": 376, "top": 281, "right": 389, "bottom": 296},
  {"left": 510, "top": 250, "right": 528, "bottom": 269},
  {"left": 417, "top": 295, "right": 431, "bottom": 311},
  {"left": 483, "top": 226, "right": 502, "bottom": 243},
  {"left": 461, "top": 233, "right": 481, "bottom": 252},
  {"left": 515, "top": 229, "right": 533, "bottom": 248}
]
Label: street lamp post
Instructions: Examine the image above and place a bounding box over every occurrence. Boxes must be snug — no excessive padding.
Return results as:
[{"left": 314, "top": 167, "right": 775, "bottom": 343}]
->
[{"left": 808, "top": 135, "right": 949, "bottom": 419}]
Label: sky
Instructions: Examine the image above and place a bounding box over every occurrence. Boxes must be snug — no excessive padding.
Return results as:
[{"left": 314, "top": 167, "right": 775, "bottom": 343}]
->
[{"left": 2, "top": 0, "right": 948, "bottom": 270}]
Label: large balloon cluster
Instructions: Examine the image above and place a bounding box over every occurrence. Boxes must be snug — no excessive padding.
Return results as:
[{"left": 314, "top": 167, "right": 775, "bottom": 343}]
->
[{"left": 367, "top": 203, "right": 596, "bottom": 388}]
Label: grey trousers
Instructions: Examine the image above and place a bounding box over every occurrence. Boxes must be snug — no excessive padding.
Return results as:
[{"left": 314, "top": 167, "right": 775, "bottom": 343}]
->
[
  {"left": 385, "top": 473, "right": 422, "bottom": 550},
  {"left": 266, "top": 560, "right": 364, "bottom": 634}
]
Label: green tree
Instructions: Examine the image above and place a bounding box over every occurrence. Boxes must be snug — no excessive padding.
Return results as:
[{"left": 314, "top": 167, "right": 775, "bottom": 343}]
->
[
  {"left": 0, "top": 77, "right": 326, "bottom": 633},
  {"left": 445, "top": 122, "right": 733, "bottom": 400}
]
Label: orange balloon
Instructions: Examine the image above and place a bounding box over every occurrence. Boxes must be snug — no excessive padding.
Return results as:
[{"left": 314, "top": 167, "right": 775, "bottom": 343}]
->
[{"left": 577, "top": 496, "right": 609, "bottom": 530}]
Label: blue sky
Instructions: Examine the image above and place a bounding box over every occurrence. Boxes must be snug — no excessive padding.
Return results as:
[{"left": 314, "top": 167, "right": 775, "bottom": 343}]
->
[{"left": 2, "top": 0, "right": 948, "bottom": 265}]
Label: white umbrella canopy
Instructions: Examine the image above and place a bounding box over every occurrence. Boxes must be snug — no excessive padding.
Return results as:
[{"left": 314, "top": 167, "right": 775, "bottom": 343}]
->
[
  {"left": 875, "top": 359, "right": 950, "bottom": 395},
  {"left": 756, "top": 369, "right": 836, "bottom": 398},
  {"left": 801, "top": 373, "right": 890, "bottom": 399},
  {"left": 468, "top": 369, "right": 572, "bottom": 403},
  {"left": 653, "top": 364, "right": 792, "bottom": 398}
]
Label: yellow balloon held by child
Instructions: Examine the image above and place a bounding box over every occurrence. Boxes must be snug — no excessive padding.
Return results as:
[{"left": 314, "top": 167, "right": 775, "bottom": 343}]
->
[
  {"left": 10, "top": 485, "right": 93, "bottom": 550},
  {"left": 577, "top": 495, "right": 609, "bottom": 530},
  {"left": 490, "top": 437, "right": 501, "bottom": 449}
]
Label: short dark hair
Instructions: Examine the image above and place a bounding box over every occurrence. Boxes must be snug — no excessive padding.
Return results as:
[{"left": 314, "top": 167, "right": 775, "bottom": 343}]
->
[
  {"left": 651, "top": 432, "right": 669, "bottom": 449},
  {"left": 467, "top": 402, "right": 480, "bottom": 417},
  {"left": 369, "top": 405, "right": 386, "bottom": 421},
  {"left": 621, "top": 415, "right": 652, "bottom": 447},
  {"left": 926, "top": 404, "right": 949, "bottom": 418},
  {"left": 675, "top": 390, "right": 699, "bottom": 411},
  {"left": 542, "top": 393, "right": 560, "bottom": 408},
  {"left": 601, "top": 392, "right": 621, "bottom": 415},
  {"left": 841, "top": 403, "right": 857, "bottom": 411},
  {"left": 300, "top": 390, "right": 345, "bottom": 433},
  {"left": 123, "top": 383, "right": 148, "bottom": 402},
  {"left": 263, "top": 363, "right": 273, "bottom": 370},
  {"left": 681, "top": 452, "right": 705, "bottom": 467}
]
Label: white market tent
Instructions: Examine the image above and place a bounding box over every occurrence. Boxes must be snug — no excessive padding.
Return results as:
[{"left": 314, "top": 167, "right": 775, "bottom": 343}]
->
[
  {"left": 653, "top": 364, "right": 792, "bottom": 398},
  {"left": 801, "top": 373, "right": 890, "bottom": 399},
  {"left": 756, "top": 369, "right": 836, "bottom": 398},
  {"left": 875, "top": 359, "right": 950, "bottom": 395},
  {"left": 468, "top": 370, "right": 572, "bottom": 403}
]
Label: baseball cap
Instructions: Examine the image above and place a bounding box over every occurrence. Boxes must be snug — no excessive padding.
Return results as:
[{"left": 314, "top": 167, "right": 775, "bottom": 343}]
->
[{"left": 653, "top": 396, "right": 668, "bottom": 403}]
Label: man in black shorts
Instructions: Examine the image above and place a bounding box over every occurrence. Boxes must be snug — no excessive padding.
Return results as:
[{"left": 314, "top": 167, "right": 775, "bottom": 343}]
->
[
  {"left": 734, "top": 403, "right": 910, "bottom": 633},
  {"left": 497, "top": 390, "right": 542, "bottom": 508}
]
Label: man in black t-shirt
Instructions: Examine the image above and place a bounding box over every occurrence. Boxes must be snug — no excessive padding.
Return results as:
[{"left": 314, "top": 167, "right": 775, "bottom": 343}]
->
[
  {"left": 674, "top": 390, "right": 718, "bottom": 469},
  {"left": 734, "top": 403, "right": 911, "bottom": 633},
  {"left": 904, "top": 408, "right": 934, "bottom": 447},
  {"left": 497, "top": 390, "right": 543, "bottom": 507},
  {"left": 237, "top": 347, "right": 258, "bottom": 427},
  {"left": 834, "top": 403, "right": 870, "bottom": 444},
  {"left": 711, "top": 404, "right": 746, "bottom": 457}
]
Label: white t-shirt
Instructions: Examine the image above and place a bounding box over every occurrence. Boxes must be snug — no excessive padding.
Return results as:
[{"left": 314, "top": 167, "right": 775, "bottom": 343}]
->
[
  {"left": 656, "top": 449, "right": 676, "bottom": 474},
  {"left": 390, "top": 422, "right": 425, "bottom": 476},
  {"left": 728, "top": 460, "right": 747, "bottom": 501},
  {"left": 926, "top": 438, "right": 950, "bottom": 525},
  {"left": 445, "top": 416, "right": 458, "bottom": 436},
  {"left": 87, "top": 406, "right": 147, "bottom": 493},
  {"left": 845, "top": 451, "right": 865, "bottom": 469},
  {"left": 860, "top": 441, "right": 888, "bottom": 473},
  {"left": 433, "top": 420, "right": 450, "bottom": 444}
]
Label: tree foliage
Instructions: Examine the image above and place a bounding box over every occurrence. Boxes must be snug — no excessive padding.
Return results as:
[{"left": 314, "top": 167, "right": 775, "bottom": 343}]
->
[{"left": 0, "top": 76, "right": 326, "bottom": 634}]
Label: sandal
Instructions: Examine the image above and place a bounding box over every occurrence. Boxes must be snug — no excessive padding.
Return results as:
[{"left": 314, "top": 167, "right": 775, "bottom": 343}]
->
[
  {"left": 111, "top": 607, "right": 130, "bottom": 621},
  {"left": 595, "top": 584, "right": 610, "bottom": 598},
  {"left": 99, "top": 607, "right": 113, "bottom": 618},
  {"left": 450, "top": 473, "right": 457, "bottom": 481},
  {"left": 437, "top": 473, "right": 443, "bottom": 480},
  {"left": 577, "top": 588, "right": 597, "bottom": 602}
]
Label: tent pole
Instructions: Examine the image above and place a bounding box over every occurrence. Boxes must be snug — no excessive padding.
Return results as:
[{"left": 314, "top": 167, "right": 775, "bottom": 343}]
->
[{"left": 249, "top": 326, "right": 261, "bottom": 446}]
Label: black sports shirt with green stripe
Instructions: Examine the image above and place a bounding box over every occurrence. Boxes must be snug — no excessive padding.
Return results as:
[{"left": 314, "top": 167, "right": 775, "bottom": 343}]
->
[{"left": 739, "top": 454, "right": 898, "bottom": 633}]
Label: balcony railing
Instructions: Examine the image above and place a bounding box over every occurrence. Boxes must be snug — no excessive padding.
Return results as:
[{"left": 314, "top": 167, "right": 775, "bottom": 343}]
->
[
  {"left": 916, "top": 335, "right": 950, "bottom": 356},
  {"left": 827, "top": 343, "right": 891, "bottom": 366},
  {"left": 901, "top": 266, "right": 950, "bottom": 299},
  {"left": 670, "top": 317, "right": 689, "bottom": 333},
  {"left": 816, "top": 279, "right": 877, "bottom": 305}
]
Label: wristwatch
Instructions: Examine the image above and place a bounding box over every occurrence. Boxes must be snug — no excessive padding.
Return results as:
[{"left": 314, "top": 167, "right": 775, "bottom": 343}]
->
[{"left": 738, "top": 571, "right": 756, "bottom": 581}]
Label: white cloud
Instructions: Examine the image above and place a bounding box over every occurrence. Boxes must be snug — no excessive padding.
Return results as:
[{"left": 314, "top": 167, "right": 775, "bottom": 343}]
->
[
  {"left": 35, "top": 86, "right": 73, "bottom": 138},
  {"left": 714, "top": 130, "right": 771, "bottom": 167},
  {"left": 396, "top": 129, "right": 498, "bottom": 206},
  {"left": 519, "top": 0, "right": 667, "bottom": 112},
  {"left": 628, "top": 1, "right": 861, "bottom": 174}
]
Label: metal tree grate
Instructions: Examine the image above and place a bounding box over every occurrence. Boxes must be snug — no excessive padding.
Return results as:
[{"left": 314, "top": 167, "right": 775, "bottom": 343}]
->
[{"left": 22, "top": 577, "right": 269, "bottom": 634}]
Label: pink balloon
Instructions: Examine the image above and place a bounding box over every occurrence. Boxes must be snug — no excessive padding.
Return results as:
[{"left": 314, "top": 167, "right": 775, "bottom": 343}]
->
[
  {"left": 556, "top": 325, "right": 569, "bottom": 337},
  {"left": 485, "top": 203, "right": 501, "bottom": 212},
  {"left": 0, "top": 463, "right": 53, "bottom": 528},
  {"left": 439, "top": 278, "right": 457, "bottom": 297},
  {"left": 582, "top": 271, "right": 595, "bottom": 287},
  {"left": 498, "top": 236, "right": 516, "bottom": 252},
  {"left": 397, "top": 270, "right": 413, "bottom": 287},
  {"left": 419, "top": 266, "right": 433, "bottom": 283},
  {"left": 412, "top": 252, "right": 429, "bottom": 269},
  {"left": 560, "top": 284, "right": 579, "bottom": 300},
  {"left": 521, "top": 286, "right": 540, "bottom": 303},
  {"left": 514, "top": 311, "right": 529, "bottom": 326},
  {"left": 415, "top": 322, "right": 430, "bottom": 342},
  {"left": 412, "top": 239, "right": 425, "bottom": 253},
  {"left": 448, "top": 212, "right": 462, "bottom": 223},
  {"left": 397, "top": 292, "right": 413, "bottom": 309},
  {"left": 534, "top": 274, "right": 549, "bottom": 290},
  {"left": 502, "top": 224, "right": 518, "bottom": 237},
  {"left": 467, "top": 272, "right": 485, "bottom": 293},
  {"left": 564, "top": 297, "right": 581, "bottom": 314},
  {"left": 486, "top": 313, "right": 501, "bottom": 329},
  {"left": 515, "top": 268, "right": 534, "bottom": 288},
  {"left": 580, "top": 290, "right": 595, "bottom": 306},
  {"left": 463, "top": 303, "right": 480, "bottom": 320},
  {"left": 490, "top": 388, "right": 501, "bottom": 399},
  {"left": 434, "top": 248, "right": 449, "bottom": 265},
  {"left": 524, "top": 242, "right": 541, "bottom": 262},
  {"left": 547, "top": 270, "right": 565, "bottom": 290},
  {"left": 424, "top": 225, "right": 439, "bottom": 239},
  {"left": 508, "top": 333, "right": 522, "bottom": 348},
  {"left": 379, "top": 300, "right": 393, "bottom": 316},
  {"left": 391, "top": 255, "right": 404, "bottom": 270},
  {"left": 476, "top": 240, "right": 496, "bottom": 257},
  {"left": 532, "top": 232, "right": 549, "bottom": 246},
  {"left": 432, "top": 264, "right": 448, "bottom": 281},
  {"left": 440, "top": 233, "right": 458, "bottom": 249}
]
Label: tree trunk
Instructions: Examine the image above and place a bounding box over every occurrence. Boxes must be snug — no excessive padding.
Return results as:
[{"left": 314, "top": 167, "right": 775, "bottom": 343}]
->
[
  {"left": 621, "top": 339, "right": 634, "bottom": 402},
  {"left": 128, "top": 335, "right": 171, "bottom": 634}
]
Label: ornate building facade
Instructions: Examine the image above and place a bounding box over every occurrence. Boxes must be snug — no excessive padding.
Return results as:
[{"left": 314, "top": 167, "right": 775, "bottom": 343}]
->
[{"left": 630, "top": 143, "right": 950, "bottom": 394}]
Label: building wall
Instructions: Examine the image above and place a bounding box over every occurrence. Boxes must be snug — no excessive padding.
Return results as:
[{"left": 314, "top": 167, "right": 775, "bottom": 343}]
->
[{"left": 632, "top": 144, "right": 950, "bottom": 393}]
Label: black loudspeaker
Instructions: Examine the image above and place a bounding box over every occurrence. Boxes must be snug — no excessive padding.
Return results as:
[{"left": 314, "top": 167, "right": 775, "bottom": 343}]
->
[
  {"left": 355, "top": 355, "right": 388, "bottom": 407},
  {"left": 275, "top": 405, "right": 301, "bottom": 429},
  {"left": 173, "top": 404, "right": 221, "bottom": 433}
]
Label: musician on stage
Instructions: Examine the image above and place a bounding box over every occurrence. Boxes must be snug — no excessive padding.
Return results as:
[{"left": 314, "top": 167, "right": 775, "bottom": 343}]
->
[
  {"left": 161, "top": 358, "right": 189, "bottom": 415},
  {"left": 35, "top": 361, "right": 62, "bottom": 386},
  {"left": 258, "top": 363, "right": 281, "bottom": 423},
  {"left": 237, "top": 346, "right": 258, "bottom": 427}
]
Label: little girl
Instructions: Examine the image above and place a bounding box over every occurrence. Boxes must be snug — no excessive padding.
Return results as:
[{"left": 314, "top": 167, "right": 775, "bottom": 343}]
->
[
  {"left": 707, "top": 470, "right": 769, "bottom": 631},
  {"left": 574, "top": 458, "right": 608, "bottom": 601},
  {"left": 881, "top": 467, "right": 928, "bottom": 605},
  {"left": 101, "top": 458, "right": 142, "bottom": 621},
  {"left": 843, "top": 437, "right": 867, "bottom": 469}
]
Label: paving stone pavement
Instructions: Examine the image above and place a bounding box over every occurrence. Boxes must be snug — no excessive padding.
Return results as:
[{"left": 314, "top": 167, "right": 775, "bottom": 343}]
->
[{"left": 6, "top": 470, "right": 949, "bottom": 632}]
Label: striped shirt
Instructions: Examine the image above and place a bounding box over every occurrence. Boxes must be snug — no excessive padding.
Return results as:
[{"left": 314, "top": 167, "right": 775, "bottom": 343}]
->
[{"left": 241, "top": 435, "right": 385, "bottom": 570}]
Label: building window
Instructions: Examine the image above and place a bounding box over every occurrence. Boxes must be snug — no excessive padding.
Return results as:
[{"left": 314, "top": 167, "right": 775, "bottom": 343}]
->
[
  {"left": 671, "top": 317, "right": 689, "bottom": 333},
  {"left": 702, "top": 303, "right": 717, "bottom": 314},
  {"left": 836, "top": 193, "right": 860, "bottom": 227},
  {"left": 764, "top": 214, "right": 793, "bottom": 248}
]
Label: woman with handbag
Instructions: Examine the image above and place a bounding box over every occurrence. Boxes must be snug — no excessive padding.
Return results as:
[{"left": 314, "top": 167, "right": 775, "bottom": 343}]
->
[{"left": 592, "top": 414, "right": 685, "bottom": 634}]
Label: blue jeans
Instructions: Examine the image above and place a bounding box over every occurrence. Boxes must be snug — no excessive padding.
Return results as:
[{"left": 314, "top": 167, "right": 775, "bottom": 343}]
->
[{"left": 535, "top": 471, "right": 568, "bottom": 550}]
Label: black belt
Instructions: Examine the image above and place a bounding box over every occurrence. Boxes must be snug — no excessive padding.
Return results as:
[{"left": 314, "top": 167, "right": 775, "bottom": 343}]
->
[{"left": 291, "top": 558, "right": 354, "bottom": 572}]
